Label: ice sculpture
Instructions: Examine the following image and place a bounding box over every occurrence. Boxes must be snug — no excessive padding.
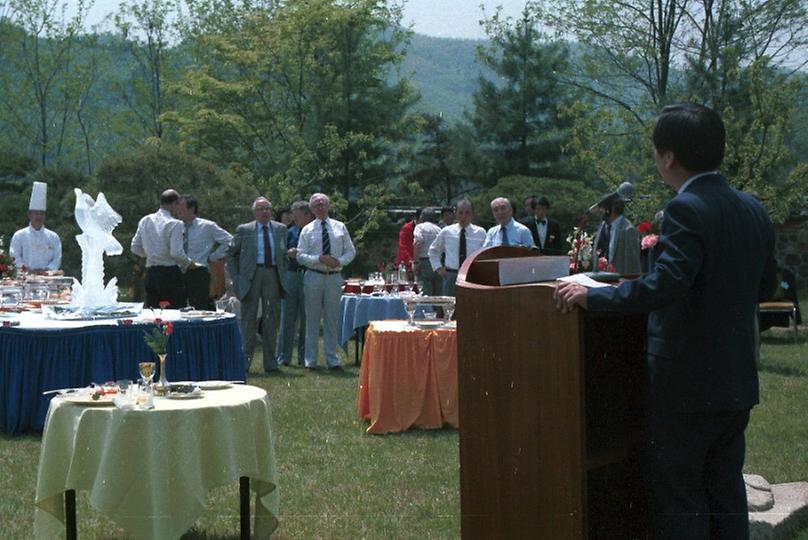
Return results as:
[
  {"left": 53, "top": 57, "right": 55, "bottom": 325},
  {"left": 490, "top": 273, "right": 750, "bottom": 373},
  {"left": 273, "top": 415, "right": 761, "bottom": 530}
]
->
[{"left": 70, "top": 188, "right": 123, "bottom": 308}]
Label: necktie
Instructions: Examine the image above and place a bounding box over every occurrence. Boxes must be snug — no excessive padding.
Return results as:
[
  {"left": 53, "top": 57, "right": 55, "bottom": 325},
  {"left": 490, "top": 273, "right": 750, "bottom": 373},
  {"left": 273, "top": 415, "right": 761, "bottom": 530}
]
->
[
  {"left": 459, "top": 227, "right": 467, "bottom": 266},
  {"left": 321, "top": 220, "right": 331, "bottom": 255},
  {"left": 183, "top": 223, "right": 190, "bottom": 255},
  {"left": 262, "top": 224, "right": 272, "bottom": 265},
  {"left": 501, "top": 226, "right": 510, "bottom": 246}
]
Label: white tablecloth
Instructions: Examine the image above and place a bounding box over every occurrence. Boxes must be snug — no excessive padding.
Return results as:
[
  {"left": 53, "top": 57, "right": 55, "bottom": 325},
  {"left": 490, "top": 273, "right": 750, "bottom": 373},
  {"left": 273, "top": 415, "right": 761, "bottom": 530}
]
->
[
  {"left": 3, "top": 308, "right": 232, "bottom": 330},
  {"left": 34, "top": 385, "right": 278, "bottom": 539}
]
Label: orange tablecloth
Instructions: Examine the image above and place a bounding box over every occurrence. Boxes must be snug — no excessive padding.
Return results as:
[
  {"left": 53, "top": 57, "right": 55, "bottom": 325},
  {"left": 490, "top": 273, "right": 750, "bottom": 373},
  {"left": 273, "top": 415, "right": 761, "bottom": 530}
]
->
[{"left": 357, "top": 320, "right": 458, "bottom": 434}]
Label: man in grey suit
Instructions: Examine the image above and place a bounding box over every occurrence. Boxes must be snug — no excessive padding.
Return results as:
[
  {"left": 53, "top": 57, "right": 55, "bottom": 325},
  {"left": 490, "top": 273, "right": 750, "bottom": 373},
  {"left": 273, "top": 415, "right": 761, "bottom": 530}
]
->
[{"left": 226, "top": 196, "right": 289, "bottom": 373}]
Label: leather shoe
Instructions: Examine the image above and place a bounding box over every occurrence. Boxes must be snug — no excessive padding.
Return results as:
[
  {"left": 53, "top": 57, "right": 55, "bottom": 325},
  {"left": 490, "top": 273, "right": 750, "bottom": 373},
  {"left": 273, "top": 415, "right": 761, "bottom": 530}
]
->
[{"left": 328, "top": 365, "right": 343, "bottom": 372}]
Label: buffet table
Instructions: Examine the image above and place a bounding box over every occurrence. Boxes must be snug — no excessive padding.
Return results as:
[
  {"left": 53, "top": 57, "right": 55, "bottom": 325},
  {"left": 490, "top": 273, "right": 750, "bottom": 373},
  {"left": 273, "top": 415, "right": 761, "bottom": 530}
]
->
[
  {"left": 357, "top": 320, "right": 458, "bottom": 434},
  {"left": 34, "top": 384, "right": 278, "bottom": 539},
  {"left": 0, "top": 310, "right": 245, "bottom": 434}
]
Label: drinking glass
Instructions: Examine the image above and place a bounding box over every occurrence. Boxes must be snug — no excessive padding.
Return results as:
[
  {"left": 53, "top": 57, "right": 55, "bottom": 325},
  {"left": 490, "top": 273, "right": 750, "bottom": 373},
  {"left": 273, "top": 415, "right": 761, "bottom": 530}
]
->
[{"left": 138, "top": 362, "right": 156, "bottom": 386}]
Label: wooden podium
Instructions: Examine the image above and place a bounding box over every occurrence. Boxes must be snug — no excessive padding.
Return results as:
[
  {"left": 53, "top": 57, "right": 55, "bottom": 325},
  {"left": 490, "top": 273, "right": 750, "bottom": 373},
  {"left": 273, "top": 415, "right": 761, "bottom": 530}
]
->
[{"left": 456, "top": 247, "right": 648, "bottom": 539}]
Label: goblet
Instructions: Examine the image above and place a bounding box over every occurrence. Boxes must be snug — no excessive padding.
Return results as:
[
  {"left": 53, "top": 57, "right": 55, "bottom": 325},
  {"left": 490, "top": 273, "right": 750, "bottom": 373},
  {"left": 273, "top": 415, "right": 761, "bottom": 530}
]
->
[{"left": 138, "top": 361, "right": 156, "bottom": 386}]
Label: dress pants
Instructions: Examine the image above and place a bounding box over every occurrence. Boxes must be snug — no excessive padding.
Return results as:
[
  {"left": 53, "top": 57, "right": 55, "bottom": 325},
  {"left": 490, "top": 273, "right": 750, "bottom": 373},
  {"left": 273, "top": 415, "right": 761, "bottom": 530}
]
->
[
  {"left": 183, "top": 266, "right": 212, "bottom": 310},
  {"left": 240, "top": 266, "right": 282, "bottom": 372},
  {"left": 417, "top": 260, "right": 443, "bottom": 296},
  {"left": 442, "top": 270, "right": 459, "bottom": 296},
  {"left": 303, "top": 270, "right": 342, "bottom": 368},
  {"left": 645, "top": 408, "right": 751, "bottom": 540},
  {"left": 277, "top": 269, "right": 306, "bottom": 366},
  {"left": 145, "top": 265, "right": 186, "bottom": 309}
]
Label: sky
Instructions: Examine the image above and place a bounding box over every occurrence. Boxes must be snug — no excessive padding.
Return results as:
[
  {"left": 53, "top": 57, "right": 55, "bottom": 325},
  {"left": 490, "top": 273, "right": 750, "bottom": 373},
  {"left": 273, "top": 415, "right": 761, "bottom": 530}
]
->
[{"left": 74, "top": 0, "right": 529, "bottom": 40}]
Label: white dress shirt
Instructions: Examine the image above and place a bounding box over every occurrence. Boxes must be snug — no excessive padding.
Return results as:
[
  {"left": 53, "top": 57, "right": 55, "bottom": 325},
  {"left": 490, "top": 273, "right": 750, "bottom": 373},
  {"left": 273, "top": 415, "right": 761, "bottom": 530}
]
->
[
  {"left": 413, "top": 222, "right": 441, "bottom": 259},
  {"left": 9, "top": 225, "right": 62, "bottom": 271},
  {"left": 131, "top": 208, "right": 187, "bottom": 268},
  {"left": 429, "top": 223, "right": 486, "bottom": 271},
  {"left": 483, "top": 219, "right": 535, "bottom": 248},
  {"left": 535, "top": 218, "right": 548, "bottom": 248},
  {"left": 296, "top": 217, "right": 356, "bottom": 272},
  {"left": 183, "top": 217, "right": 233, "bottom": 267}
]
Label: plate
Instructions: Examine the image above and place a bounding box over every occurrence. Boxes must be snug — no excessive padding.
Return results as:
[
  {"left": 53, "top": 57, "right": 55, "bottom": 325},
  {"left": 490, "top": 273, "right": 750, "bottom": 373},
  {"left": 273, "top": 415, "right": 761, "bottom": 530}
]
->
[
  {"left": 62, "top": 394, "right": 116, "bottom": 406},
  {"left": 196, "top": 380, "right": 232, "bottom": 390},
  {"left": 166, "top": 392, "right": 204, "bottom": 400},
  {"left": 413, "top": 319, "right": 445, "bottom": 329},
  {"left": 181, "top": 311, "right": 218, "bottom": 319}
]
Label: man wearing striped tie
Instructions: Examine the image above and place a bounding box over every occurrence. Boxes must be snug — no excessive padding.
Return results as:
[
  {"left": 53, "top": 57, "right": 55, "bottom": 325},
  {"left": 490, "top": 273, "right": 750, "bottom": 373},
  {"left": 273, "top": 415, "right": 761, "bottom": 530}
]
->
[{"left": 296, "top": 193, "right": 356, "bottom": 371}]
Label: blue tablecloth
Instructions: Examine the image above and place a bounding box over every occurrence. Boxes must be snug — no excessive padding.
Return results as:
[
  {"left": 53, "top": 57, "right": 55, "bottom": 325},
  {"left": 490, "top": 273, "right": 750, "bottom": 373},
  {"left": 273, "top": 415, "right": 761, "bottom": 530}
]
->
[
  {"left": 0, "top": 316, "right": 245, "bottom": 434},
  {"left": 339, "top": 295, "right": 407, "bottom": 346}
]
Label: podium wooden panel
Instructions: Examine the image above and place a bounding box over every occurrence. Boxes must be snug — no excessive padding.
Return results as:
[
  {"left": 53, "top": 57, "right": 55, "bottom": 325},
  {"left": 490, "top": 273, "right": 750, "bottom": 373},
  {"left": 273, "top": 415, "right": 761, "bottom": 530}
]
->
[{"left": 456, "top": 247, "right": 647, "bottom": 539}]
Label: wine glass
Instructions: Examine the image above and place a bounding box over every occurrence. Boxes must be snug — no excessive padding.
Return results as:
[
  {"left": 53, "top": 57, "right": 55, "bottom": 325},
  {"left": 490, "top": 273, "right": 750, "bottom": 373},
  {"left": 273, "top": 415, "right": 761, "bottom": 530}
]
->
[
  {"left": 404, "top": 299, "right": 416, "bottom": 325},
  {"left": 138, "top": 361, "right": 156, "bottom": 387},
  {"left": 444, "top": 304, "right": 456, "bottom": 325}
]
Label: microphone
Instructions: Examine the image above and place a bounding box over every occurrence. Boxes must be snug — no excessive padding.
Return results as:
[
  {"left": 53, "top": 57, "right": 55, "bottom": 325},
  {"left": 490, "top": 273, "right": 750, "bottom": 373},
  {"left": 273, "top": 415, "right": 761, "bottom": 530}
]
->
[{"left": 587, "top": 182, "right": 635, "bottom": 212}]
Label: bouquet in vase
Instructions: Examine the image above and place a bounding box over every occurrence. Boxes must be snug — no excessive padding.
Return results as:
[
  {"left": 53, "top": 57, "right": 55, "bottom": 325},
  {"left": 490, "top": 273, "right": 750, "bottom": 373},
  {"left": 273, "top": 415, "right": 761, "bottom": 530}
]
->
[
  {"left": 143, "top": 319, "right": 173, "bottom": 355},
  {"left": 0, "top": 236, "right": 17, "bottom": 279},
  {"left": 566, "top": 228, "right": 593, "bottom": 274}
]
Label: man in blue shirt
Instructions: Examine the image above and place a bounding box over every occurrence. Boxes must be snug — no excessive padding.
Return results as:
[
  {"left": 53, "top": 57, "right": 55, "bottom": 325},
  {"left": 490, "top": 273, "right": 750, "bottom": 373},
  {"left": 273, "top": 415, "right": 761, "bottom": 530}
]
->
[
  {"left": 482, "top": 197, "right": 535, "bottom": 249},
  {"left": 277, "top": 200, "right": 312, "bottom": 367}
]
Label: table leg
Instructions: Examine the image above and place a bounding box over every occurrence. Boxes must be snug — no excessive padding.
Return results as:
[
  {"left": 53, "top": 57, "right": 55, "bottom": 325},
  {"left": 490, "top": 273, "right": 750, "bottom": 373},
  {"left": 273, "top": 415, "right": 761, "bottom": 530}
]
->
[
  {"left": 354, "top": 328, "right": 360, "bottom": 366},
  {"left": 65, "top": 489, "right": 77, "bottom": 540},
  {"left": 240, "top": 476, "right": 250, "bottom": 539}
]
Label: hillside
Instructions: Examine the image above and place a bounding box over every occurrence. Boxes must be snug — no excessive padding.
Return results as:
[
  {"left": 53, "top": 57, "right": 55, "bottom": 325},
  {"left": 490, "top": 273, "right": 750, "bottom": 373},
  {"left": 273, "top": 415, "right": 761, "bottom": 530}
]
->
[{"left": 399, "top": 33, "right": 488, "bottom": 121}]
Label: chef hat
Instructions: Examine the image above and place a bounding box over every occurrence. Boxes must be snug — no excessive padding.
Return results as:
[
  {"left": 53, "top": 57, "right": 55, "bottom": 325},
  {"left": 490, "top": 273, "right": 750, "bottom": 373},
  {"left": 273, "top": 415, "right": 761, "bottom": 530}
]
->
[{"left": 29, "top": 181, "right": 47, "bottom": 211}]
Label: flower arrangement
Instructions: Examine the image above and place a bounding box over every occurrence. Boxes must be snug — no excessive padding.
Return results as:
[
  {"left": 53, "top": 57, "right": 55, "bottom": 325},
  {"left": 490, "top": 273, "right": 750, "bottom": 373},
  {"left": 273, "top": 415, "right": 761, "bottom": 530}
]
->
[
  {"left": 0, "top": 237, "right": 17, "bottom": 279},
  {"left": 638, "top": 218, "right": 661, "bottom": 251},
  {"left": 566, "top": 228, "right": 593, "bottom": 274},
  {"left": 143, "top": 319, "right": 173, "bottom": 355}
]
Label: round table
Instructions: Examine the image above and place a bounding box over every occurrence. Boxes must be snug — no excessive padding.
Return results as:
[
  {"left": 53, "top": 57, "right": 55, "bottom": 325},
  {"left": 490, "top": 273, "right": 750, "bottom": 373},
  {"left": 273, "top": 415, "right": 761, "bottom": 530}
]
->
[
  {"left": 34, "top": 384, "right": 278, "bottom": 539},
  {"left": 0, "top": 310, "right": 245, "bottom": 434},
  {"left": 338, "top": 295, "right": 408, "bottom": 364}
]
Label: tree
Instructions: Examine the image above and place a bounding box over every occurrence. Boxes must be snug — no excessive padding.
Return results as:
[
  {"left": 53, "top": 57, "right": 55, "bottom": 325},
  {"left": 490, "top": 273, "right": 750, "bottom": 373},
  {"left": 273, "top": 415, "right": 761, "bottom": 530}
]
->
[
  {"left": 471, "top": 3, "right": 578, "bottom": 182},
  {"left": 0, "top": 0, "right": 92, "bottom": 166},
  {"left": 405, "top": 113, "right": 458, "bottom": 205},
  {"left": 543, "top": 0, "right": 808, "bottom": 222},
  {"left": 113, "top": 0, "right": 179, "bottom": 141}
]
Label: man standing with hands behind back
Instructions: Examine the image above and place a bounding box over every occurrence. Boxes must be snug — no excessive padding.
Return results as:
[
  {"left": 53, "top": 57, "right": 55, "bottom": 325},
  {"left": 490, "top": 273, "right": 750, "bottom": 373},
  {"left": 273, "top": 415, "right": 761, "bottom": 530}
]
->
[
  {"left": 226, "top": 197, "right": 289, "bottom": 373},
  {"left": 555, "top": 103, "right": 776, "bottom": 539},
  {"left": 296, "top": 193, "right": 355, "bottom": 371}
]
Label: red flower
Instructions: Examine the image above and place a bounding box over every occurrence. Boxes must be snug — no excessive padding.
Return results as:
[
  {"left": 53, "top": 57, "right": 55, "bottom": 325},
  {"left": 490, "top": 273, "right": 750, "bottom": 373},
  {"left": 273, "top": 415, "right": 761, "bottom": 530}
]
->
[
  {"left": 158, "top": 300, "right": 171, "bottom": 309},
  {"left": 637, "top": 221, "right": 653, "bottom": 235},
  {"left": 163, "top": 321, "right": 174, "bottom": 335}
]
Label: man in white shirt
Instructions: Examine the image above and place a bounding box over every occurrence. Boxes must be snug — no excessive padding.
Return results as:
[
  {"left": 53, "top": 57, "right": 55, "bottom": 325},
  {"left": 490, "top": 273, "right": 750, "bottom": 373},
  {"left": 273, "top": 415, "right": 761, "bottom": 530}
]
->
[
  {"left": 413, "top": 208, "right": 443, "bottom": 295},
  {"left": 177, "top": 195, "right": 233, "bottom": 310},
  {"left": 130, "top": 189, "right": 188, "bottom": 308},
  {"left": 429, "top": 199, "right": 486, "bottom": 296},
  {"left": 482, "top": 197, "right": 535, "bottom": 249},
  {"left": 10, "top": 181, "right": 62, "bottom": 272},
  {"left": 296, "top": 193, "right": 356, "bottom": 371}
]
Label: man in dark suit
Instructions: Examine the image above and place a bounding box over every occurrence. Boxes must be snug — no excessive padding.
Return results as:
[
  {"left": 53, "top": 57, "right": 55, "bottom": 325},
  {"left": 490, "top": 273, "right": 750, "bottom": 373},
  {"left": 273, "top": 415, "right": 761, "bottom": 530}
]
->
[
  {"left": 520, "top": 195, "right": 563, "bottom": 255},
  {"left": 555, "top": 103, "right": 776, "bottom": 539},
  {"left": 226, "top": 196, "right": 289, "bottom": 373}
]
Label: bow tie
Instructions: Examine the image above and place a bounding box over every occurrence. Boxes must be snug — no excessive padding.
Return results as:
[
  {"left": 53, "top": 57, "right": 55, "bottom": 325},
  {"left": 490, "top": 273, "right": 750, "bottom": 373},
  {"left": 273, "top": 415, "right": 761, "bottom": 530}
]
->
[{"left": 536, "top": 219, "right": 546, "bottom": 226}]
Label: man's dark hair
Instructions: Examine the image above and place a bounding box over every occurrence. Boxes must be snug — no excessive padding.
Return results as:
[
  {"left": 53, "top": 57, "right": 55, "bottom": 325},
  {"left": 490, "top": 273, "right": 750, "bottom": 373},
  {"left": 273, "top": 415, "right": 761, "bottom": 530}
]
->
[
  {"left": 160, "top": 191, "right": 179, "bottom": 205},
  {"left": 291, "top": 200, "right": 311, "bottom": 216},
  {"left": 414, "top": 208, "right": 423, "bottom": 221},
  {"left": 180, "top": 195, "right": 198, "bottom": 214},
  {"left": 536, "top": 196, "right": 550, "bottom": 208},
  {"left": 652, "top": 103, "right": 725, "bottom": 172},
  {"left": 421, "top": 208, "right": 439, "bottom": 223},
  {"left": 524, "top": 195, "right": 537, "bottom": 210},
  {"left": 441, "top": 206, "right": 454, "bottom": 216}
]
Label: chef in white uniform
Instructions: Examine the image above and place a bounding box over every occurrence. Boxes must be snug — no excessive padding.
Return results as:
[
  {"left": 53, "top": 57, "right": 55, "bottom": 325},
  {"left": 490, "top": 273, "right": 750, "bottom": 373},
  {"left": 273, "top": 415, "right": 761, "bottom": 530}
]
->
[{"left": 9, "top": 181, "right": 62, "bottom": 272}]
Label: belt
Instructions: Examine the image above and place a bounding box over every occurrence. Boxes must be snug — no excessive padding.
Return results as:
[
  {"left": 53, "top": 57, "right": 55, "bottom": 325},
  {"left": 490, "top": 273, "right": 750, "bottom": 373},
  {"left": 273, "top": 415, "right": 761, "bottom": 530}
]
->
[
  {"left": 419, "top": 257, "right": 430, "bottom": 260},
  {"left": 310, "top": 268, "right": 341, "bottom": 275},
  {"left": 444, "top": 268, "right": 458, "bottom": 272},
  {"left": 256, "top": 263, "right": 276, "bottom": 268}
]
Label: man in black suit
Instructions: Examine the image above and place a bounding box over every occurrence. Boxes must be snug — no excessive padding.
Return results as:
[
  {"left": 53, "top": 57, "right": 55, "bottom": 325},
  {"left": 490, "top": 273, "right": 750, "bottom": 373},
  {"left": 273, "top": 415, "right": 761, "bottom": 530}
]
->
[
  {"left": 555, "top": 103, "right": 776, "bottom": 539},
  {"left": 520, "top": 196, "right": 563, "bottom": 255}
]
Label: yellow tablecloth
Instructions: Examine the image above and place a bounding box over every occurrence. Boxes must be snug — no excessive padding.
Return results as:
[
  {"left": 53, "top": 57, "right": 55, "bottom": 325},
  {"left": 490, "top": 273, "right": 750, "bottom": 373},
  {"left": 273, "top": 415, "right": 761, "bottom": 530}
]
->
[
  {"left": 34, "top": 385, "right": 278, "bottom": 539},
  {"left": 357, "top": 320, "right": 458, "bottom": 434}
]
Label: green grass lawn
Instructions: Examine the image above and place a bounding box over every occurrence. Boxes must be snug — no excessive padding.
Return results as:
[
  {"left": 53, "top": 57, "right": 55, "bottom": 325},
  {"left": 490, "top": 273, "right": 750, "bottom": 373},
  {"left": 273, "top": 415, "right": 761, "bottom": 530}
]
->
[{"left": 1, "top": 328, "right": 806, "bottom": 539}]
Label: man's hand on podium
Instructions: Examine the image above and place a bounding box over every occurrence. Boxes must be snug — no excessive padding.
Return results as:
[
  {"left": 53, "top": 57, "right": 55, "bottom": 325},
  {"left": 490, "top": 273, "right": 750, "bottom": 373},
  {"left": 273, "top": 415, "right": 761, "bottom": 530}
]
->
[{"left": 554, "top": 281, "right": 588, "bottom": 313}]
